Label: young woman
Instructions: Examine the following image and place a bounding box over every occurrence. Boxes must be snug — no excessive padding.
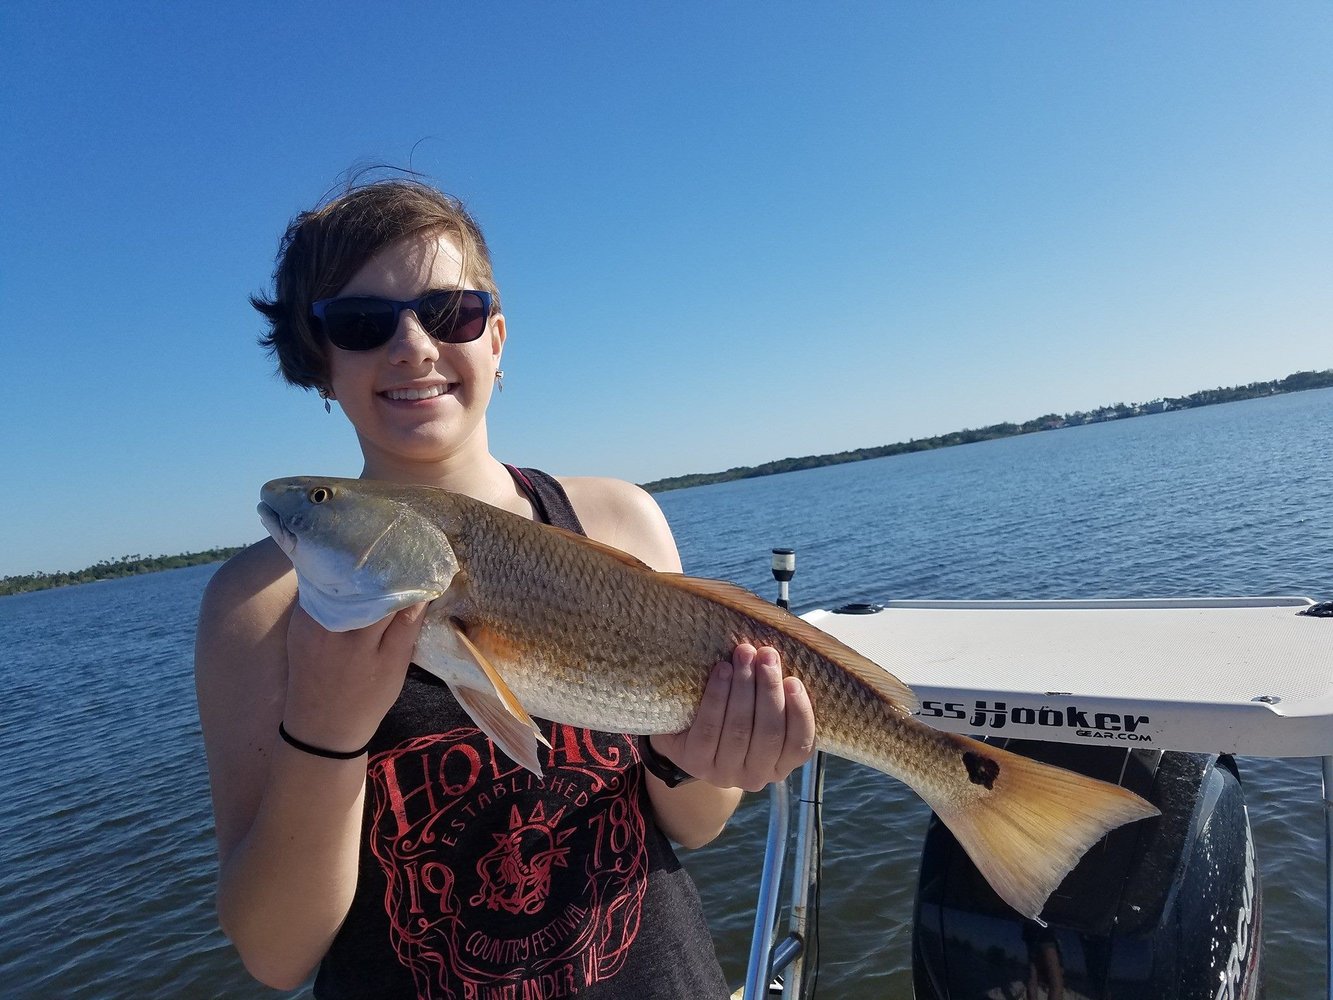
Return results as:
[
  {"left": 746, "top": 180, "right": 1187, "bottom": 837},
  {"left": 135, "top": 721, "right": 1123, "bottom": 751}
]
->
[{"left": 195, "top": 179, "right": 816, "bottom": 998}]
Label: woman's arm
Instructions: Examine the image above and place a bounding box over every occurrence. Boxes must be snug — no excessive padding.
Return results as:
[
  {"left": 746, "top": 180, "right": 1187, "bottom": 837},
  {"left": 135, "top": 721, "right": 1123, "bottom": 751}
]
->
[
  {"left": 194, "top": 542, "right": 426, "bottom": 988},
  {"left": 561, "top": 478, "right": 816, "bottom": 849}
]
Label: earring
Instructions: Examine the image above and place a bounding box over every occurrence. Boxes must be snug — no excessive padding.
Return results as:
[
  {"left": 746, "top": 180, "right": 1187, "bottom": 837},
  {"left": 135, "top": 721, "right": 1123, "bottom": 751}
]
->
[
  {"left": 494, "top": 369, "right": 505, "bottom": 393},
  {"left": 318, "top": 387, "right": 333, "bottom": 413}
]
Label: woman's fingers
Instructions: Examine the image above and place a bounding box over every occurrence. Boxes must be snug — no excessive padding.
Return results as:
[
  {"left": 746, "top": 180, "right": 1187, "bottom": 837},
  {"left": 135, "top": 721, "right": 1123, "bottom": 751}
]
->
[
  {"left": 650, "top": 644, "right": 816, "bottom": 792},
  {"left": 282, "top": 602, "right": 429, "bottom": 752},
  {"left": 745, "top": 647, "right": 788, "bottom": 775},
  {"left": 777, "top": 675, "right": 817, "bottom": 777},
  {"left": 718, "top": 644, "right": 758, "bottom": 774}
]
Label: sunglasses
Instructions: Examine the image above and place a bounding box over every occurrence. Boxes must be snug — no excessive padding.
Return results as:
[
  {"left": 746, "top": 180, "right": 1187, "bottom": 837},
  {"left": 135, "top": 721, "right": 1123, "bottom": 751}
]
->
[{"left": 311, "top": 290, "right": 494, "bottom": 352}]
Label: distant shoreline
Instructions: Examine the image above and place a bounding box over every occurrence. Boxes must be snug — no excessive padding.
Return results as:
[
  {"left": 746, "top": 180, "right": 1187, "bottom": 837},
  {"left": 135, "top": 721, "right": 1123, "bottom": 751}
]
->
[
  {"left": 638, "top": 369, "right": 1333, "bottom": 494},
  {"left": 5, "top": 369, "right": 1329, "bottom": 594},
  {"left": 0, "top": 548, "right": 245, "bottom": 598}
]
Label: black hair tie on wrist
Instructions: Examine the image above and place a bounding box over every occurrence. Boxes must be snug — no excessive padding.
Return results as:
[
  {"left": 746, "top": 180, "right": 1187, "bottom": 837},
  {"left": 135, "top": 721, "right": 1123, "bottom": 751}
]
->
[
  {"left": 636, "top": 735, "right": 695, "bottom": 787},
  {"left": 278, "top": 721, "right": 372, "bottom": 760}
]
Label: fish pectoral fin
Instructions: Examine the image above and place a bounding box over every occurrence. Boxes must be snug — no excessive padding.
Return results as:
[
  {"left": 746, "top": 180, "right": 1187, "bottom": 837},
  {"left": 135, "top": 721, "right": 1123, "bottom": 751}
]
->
[
  {"left": 451, "top": 626, "right": 552, "bottom": 752},
  {"left": 454, "top": 685, "right": 546, "bottom": 777},
  {"left": 413, "top": 617, "right": 549, "bottom": 776}
]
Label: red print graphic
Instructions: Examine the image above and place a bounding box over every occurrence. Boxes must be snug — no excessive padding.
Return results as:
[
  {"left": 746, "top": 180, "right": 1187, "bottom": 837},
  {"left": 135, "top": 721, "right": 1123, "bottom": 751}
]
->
[
  {"left": 472, "top": 802, "right": 574, "bottom": 915},
  {"left": 367, "top": 725, "right": 648, "bottom": 999}
]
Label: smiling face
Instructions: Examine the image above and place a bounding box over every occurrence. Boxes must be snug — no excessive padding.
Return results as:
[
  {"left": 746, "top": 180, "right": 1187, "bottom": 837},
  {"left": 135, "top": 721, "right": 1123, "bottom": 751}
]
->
[{"left": 325, "top": 231, "right": 506, "bottom": 480}]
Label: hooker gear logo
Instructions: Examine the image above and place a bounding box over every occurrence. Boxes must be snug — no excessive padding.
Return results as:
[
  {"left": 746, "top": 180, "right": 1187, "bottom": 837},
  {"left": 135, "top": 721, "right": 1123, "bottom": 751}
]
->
[{"left": 367, "top": 724, "right": 648, "bottom": 999}]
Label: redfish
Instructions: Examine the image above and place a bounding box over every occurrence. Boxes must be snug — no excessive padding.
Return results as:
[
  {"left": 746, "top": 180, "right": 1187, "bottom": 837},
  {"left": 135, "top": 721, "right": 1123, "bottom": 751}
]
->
[{"left": 258, "top": 476, "right": 1158, "bottom": 919}]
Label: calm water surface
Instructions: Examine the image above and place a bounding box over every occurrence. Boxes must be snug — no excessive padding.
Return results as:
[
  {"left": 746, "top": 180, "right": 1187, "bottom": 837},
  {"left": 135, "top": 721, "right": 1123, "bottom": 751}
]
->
[{"left": 1, "top": 388, "right": 1329, "bottom": 998}]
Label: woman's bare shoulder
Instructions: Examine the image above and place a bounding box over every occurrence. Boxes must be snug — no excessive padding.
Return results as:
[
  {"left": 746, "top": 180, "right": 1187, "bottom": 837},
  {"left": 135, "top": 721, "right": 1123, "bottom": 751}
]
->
[
  {"left": 197, "top": 539, "right": 296, "bottom": 655},
  {"left": 555, "top": 476, "right": 682, "bottom": 572}
]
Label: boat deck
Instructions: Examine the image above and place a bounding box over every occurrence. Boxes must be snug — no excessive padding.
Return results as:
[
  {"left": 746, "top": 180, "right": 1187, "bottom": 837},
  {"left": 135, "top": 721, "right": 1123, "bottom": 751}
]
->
[{"left": 803, "top": 597, "right": 1333, "bottom": 757}]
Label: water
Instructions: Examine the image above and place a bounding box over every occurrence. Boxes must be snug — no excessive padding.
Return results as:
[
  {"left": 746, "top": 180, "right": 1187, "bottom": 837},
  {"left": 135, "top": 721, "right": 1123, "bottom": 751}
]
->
[{"left": 1, "top": 388, "right": 1329, "bottom": 999}]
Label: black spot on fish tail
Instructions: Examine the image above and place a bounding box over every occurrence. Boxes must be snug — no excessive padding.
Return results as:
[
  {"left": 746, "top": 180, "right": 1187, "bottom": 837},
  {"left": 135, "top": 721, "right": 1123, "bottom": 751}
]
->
[{"left": 963, "top": 750, "right": 1000, "bottom": 790}]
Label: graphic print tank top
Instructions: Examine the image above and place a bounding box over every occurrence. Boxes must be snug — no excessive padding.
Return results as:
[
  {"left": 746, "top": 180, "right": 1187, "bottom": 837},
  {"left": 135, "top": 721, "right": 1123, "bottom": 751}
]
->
[{"left": 314, "top": 468, "right": 730, "bottom": 999}]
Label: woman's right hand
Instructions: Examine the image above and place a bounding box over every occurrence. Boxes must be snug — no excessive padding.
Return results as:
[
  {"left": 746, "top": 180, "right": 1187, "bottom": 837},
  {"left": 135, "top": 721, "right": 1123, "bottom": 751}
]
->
[{"left": 281, "top": 601, "right": 430, "bottom": 755}]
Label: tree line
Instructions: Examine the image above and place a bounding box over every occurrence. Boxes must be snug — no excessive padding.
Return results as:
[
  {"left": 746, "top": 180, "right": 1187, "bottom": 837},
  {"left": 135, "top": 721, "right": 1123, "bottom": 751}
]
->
[
  {"left": 639, "top": 368, "right": 1333, "bottom": 494},
  {"left": 0, "top": 547, "right": 246, "bottom": 597}
]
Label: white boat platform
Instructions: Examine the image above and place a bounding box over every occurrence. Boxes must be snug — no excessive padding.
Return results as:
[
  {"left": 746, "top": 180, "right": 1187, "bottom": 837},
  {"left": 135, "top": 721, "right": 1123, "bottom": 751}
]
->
[{"left": 803, "top": 596, "right": 1333, "bottom": 758}]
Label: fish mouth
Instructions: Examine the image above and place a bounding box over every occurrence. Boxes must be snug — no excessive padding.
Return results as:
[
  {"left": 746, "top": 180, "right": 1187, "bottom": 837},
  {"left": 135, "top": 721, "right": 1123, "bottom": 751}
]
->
[{"left": 257, "top": 502, "right": 297, "bottom": 556}]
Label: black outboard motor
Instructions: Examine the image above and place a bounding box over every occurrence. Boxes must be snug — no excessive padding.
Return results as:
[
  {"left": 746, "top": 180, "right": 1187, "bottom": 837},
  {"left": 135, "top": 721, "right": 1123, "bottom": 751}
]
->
[{"left": 912, "top": 742, "right": 1263, "bottom": 999}]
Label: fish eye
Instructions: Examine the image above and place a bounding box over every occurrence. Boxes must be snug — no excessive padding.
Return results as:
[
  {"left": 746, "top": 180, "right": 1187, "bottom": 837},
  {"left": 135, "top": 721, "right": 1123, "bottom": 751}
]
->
[{"left": 308, "top": 486, "right": 333, "bottom": 504}]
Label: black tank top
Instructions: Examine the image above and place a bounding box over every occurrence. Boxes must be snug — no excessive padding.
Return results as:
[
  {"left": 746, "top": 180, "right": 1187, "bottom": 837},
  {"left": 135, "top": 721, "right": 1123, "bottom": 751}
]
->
[{"left": 314, "top": 468, "right": 730, "bottom": 999}]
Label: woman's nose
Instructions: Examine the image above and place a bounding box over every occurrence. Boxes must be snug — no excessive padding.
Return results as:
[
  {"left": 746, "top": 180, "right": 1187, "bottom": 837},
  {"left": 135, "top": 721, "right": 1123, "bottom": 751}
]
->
[{"left": 386, "top": 309, "right": 440, "bottom": 365}]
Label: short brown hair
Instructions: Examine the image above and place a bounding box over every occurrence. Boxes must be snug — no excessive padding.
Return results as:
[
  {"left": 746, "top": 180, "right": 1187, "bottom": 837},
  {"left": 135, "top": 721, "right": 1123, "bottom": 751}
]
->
[{"left": 252, "top": 179, "right": 500, "bottom": 391}]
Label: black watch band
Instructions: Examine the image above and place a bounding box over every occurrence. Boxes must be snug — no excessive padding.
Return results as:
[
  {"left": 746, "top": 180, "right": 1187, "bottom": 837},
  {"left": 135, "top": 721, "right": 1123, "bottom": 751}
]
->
[{"left": 636, "top": 735, "right": 695, "bottom": 787}]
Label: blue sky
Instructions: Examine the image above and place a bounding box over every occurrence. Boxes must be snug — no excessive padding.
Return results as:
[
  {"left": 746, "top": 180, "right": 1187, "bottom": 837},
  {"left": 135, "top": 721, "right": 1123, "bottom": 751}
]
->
[{"left": 1, "top": 3, "right": 1329, "bottom": 577}]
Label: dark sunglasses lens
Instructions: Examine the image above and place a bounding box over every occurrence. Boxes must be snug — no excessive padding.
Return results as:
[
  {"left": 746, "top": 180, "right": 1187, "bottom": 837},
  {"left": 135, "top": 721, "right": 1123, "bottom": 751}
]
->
[
  {"left": 418, "top": 291, "right": 489, "bottom": 343},
  {"left": 321, "top": 300, "right": 396, "bottom": 351}
]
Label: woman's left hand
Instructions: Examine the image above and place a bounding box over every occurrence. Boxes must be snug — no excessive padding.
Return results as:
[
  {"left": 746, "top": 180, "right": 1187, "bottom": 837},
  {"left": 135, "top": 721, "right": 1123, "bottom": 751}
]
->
[{"left": 650, "top": 643, "right": 817, "bottom": 792}]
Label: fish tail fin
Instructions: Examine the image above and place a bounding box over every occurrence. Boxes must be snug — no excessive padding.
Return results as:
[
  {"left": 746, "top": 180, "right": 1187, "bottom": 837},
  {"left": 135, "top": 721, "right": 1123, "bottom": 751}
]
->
[{"left": 928, "top": 737, "right": 1160, "bottom": 921}]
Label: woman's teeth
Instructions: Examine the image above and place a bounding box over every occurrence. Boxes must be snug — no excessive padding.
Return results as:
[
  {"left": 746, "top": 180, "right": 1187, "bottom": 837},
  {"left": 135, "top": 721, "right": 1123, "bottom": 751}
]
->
[{"left": 382, "top": 385, "right": 449, "bottom": 401}]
